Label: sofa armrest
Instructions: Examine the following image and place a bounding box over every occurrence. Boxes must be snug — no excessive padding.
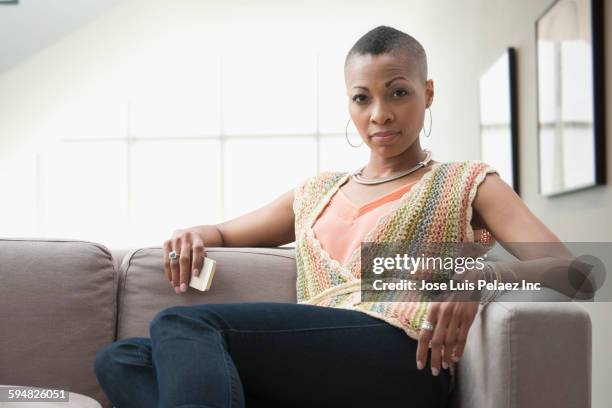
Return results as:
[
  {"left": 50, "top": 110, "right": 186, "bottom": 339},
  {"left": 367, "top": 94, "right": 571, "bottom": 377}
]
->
[
  {"left": 0, "top": 238, "right": 117, "bottom": 407},
  {"left": 451, "top": 288, "right": 591, "bottom": 408}
]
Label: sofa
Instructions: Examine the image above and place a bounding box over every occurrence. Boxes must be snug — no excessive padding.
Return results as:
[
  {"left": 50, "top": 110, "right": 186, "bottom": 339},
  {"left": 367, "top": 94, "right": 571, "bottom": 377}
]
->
[{"left": 0, "top": 238, "right": 591, "bottom": 408}]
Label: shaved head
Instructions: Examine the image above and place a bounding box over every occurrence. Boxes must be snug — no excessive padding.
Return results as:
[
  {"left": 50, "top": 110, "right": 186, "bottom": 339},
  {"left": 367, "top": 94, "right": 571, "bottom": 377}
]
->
[{"left": 345, "top": 25, "right": 428, "bottom": 85}]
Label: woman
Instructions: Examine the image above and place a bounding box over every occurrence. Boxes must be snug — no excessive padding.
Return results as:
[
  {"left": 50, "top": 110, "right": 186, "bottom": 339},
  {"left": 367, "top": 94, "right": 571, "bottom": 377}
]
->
[{"left": 94, "top": 26, "right": 566, "bottom": 408}]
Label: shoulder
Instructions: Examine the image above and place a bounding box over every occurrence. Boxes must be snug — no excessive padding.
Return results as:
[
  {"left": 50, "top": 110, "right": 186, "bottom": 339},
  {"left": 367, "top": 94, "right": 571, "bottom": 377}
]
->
[
  {"left": 315, "top": 170, "right": 349, "bottom": 184},
  {"left": 432, "top": 160, "right": 507, "bottom": 204},
  {"left": 427, "top": 160, "right": 499, "bottom": 187},
  {"left": 450, "top": 160, "right": 517, "bottom": 212},
  {"left": 437, "top": 159, "right": 498, "bottom": 174},
  {"left": 292, "top": 170, "right": 348, "bottom": 220},
  {"left": 293, "top": 170, "right": 348, "bottom": 200},
  {"left": 296, "top": 170, "right": 347, "bottom": 190}
]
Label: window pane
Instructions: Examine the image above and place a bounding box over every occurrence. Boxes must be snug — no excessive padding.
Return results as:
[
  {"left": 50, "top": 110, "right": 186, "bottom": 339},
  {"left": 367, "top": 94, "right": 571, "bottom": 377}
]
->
[
  {"left": 319, "top": 135, "right": 370, "bottom": 174},
  {"left": 130, "top": 140, "right": 222, "bottom": 247},
  {"left": 223, "top": 137, "right": 317, "bottom": 220},
  {"left": 479, "top": 52, "right": 510, "bottom": 125},
  {"left": 539, "top": 126, "right": 595, "bottom": 195},
  {"left": 537, "top": 41, "right": 556, "bottom": 125},
  {"left": 319, "top": 51, "right": 350, "bottom": 134},
  {"left": 481, "top": 127, "right": 513, "bottom": 186},
  {"left": 130, "top": 56, "right": 221, "bottom": 138},
  {"left": 56, "top": 98, "right": 128, "bottom": 140},
  {"left": 0, "top": 150, "right": 38, "bottom": 237},
  {"left": 39, "top": 141, "right": 128, "bottom": 246},
  {"left": 562, "top": 125, "right": 594, "bottom": 188},
  {"left": 561, "top": 41, "right": 592, "bottom": 122},
  {"left": 539, "top": 127, "right": 556, "bottom": 194},
  {"left": 222, "top": 52, "right": 317, "bottom": 135}
]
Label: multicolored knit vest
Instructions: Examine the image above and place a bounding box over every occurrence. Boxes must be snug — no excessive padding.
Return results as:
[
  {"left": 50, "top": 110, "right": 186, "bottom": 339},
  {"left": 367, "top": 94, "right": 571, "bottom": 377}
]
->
[{"left": 292, "top": 160, "right": 498, "bottom": 341}]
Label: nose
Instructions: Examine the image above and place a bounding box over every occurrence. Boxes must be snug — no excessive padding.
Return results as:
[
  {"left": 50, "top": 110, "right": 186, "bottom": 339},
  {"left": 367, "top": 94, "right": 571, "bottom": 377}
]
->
[{"left": 370, "top": 100, "right": 394, "bottom": 125}]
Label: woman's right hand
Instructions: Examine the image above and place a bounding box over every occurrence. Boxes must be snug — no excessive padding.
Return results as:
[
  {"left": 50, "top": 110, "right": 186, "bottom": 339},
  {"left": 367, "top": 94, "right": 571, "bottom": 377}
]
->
[
  {"left": 160, "top": 188, "right": 296, "bottom": 294},
  {"left": 163, "top": 227, "right": 208, "bottom": 294}
]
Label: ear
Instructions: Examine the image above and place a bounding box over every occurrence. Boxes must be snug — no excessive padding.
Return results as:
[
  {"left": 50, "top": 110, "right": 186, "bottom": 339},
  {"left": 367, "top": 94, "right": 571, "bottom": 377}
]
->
[{"left": 425, "top": 79, "right": 434, "bottom": 107}]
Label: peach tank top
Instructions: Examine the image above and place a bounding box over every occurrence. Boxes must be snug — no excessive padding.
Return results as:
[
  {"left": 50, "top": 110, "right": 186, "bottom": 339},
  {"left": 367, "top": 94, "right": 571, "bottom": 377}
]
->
[{"left": 311, "top": 181, "right": 416, "bottom": 266}]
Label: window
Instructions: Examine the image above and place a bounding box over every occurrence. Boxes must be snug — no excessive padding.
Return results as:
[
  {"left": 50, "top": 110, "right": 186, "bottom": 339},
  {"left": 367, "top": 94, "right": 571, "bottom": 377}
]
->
[{"left": 33, "top": 51, "right": 361, "bottom": 248}]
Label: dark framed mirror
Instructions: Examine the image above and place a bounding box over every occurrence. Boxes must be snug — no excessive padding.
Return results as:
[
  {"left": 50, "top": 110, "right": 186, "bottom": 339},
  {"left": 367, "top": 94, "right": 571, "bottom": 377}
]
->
[
  {"left": 479, "top": 47, "right": 520, "bottom": 195},
  {"left": 535, "top": 0, "right": 606, "bottom": 196}
]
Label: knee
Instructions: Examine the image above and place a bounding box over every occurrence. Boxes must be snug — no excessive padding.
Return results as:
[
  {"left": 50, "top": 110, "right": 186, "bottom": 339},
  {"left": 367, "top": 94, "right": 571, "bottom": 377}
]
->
[
  {"left": 149, "top": 305, "right": 188, "bottom": 335},
  {"left": 149, "top": 305, "right": 222, "bottom": 339},
  {"left": 93, "top": 339, "right": 149, "bottom": 383}
]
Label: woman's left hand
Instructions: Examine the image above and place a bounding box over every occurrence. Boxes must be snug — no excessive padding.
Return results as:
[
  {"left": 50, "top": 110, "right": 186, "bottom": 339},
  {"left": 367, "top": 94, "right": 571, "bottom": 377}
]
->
[{"left": 415, "top": 299, "right": 480, "bottom": 375}]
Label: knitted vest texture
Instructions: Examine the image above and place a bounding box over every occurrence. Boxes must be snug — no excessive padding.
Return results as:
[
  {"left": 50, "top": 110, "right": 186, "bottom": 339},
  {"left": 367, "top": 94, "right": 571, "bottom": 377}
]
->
[{"left": 292, "top": 160, "right": 498, "bottom": 340}]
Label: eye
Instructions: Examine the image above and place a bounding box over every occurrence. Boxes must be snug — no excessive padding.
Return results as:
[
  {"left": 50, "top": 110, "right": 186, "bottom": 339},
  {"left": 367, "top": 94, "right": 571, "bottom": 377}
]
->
[
  {"left": 352, "top": 94, "right": 368, "bottom": 103},
  {"left": 393, "top": 89, "right": 409, "bottom": 97}
]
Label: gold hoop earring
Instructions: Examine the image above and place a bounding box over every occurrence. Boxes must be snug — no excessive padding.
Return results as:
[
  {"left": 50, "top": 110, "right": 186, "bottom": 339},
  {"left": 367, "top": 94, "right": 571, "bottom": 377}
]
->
[
  {"left": 345, "top": 118, "right": 363, "bottom": 147},
  {"left": 421, "top": 107, "right": 432, "bottom": 138}
]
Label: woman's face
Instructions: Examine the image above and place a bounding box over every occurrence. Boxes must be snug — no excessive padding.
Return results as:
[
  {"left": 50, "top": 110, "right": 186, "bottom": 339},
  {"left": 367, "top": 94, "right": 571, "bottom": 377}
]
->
[{"left": 345, "top": 52, "right": 434, "bottom": 157}]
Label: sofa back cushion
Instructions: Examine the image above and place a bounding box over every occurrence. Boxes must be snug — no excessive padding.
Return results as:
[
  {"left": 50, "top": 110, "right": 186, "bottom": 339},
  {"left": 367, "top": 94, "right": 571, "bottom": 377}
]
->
[{"left": 115, "top": 246, "right": 297, "bottom": 339}]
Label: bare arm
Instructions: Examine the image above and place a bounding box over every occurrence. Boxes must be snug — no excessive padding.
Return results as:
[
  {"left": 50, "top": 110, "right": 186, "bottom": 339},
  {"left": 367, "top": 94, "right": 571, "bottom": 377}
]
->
[
  {"left": 473, "top": 172, "right": 572, "bottom": 259},
  {"left": 417, "top": 171, "right": 587, "bottom": 376},
  {"left": 164, "top": 188, "right": 296, "bottom": 292},
  {"left": 214, "top": 188, "right": 296, "bottom": 247},
  {"left": 184, "top": 188, "right": 296, "bottom": 248},
  {"left": 472, "top": 173, "right": 592, "bottom": 298}
]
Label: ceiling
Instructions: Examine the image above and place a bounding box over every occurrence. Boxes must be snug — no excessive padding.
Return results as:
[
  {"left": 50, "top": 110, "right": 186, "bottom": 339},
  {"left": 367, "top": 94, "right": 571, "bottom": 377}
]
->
[{"left": 0, "top": 0, "right": 124, "bottom": 74}]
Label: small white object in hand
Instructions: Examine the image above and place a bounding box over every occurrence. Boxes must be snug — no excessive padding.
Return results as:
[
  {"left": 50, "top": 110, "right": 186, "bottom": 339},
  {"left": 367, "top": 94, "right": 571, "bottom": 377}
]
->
[{"left": 189, "top": 257, "right": 217, "bottom": 291}]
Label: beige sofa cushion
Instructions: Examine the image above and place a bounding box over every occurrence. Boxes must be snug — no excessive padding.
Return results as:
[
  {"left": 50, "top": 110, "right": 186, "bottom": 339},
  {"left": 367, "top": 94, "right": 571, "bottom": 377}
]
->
[
  {"left": 115, "top": 246, "right": 297, "bottom": 339},
  {"left": 0, "top": 238, "right": 116, "bottom": 406}
]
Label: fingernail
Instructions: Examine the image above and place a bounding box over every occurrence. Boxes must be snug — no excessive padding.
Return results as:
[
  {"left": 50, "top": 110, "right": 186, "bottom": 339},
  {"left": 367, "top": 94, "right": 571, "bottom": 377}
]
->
[
  {"left": 174, "top": 286, "right": 180, "bottom": 294},
  {"left": 452, "top": 356, "right": 459, "bottom": 362},
  {"left": 416, "top": 361, "right": 423, "bottom": 370},
  {"left": 432, "top": 367, "right": 439, "bottom": 376},
  {"left": 193, "top": 269, "right": 198, "bottom": 277},
  {"left": 180, "top": 283, "right": 187, "bottom": 292},
  {"left": 442, "top": 361, "right": 448, "bottom": 370}
]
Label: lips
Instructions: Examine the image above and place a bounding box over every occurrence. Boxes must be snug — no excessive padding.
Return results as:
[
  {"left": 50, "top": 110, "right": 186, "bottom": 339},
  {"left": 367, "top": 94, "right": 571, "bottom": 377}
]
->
[
  {"left": 371, "top": 131, "right": 399, "bottom": 142},
  {"left": 371, "top": 131, "right": 398, "bottom": 137}
]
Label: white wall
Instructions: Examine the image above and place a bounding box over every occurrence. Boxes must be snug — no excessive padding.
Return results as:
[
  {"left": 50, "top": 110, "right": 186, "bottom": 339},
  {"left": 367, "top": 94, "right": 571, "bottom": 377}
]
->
[
  {"left": 0, "top": 0, "right": 610, "bottom": 405},
  {"left": 419, "top": 1, "right": 612, "bottom": 406}
]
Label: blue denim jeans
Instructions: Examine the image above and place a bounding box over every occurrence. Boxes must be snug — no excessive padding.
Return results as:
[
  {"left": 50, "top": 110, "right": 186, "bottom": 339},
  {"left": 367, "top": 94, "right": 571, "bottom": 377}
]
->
[{"left": 93, "top": 302, "right": 450, "bottom": 408}]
